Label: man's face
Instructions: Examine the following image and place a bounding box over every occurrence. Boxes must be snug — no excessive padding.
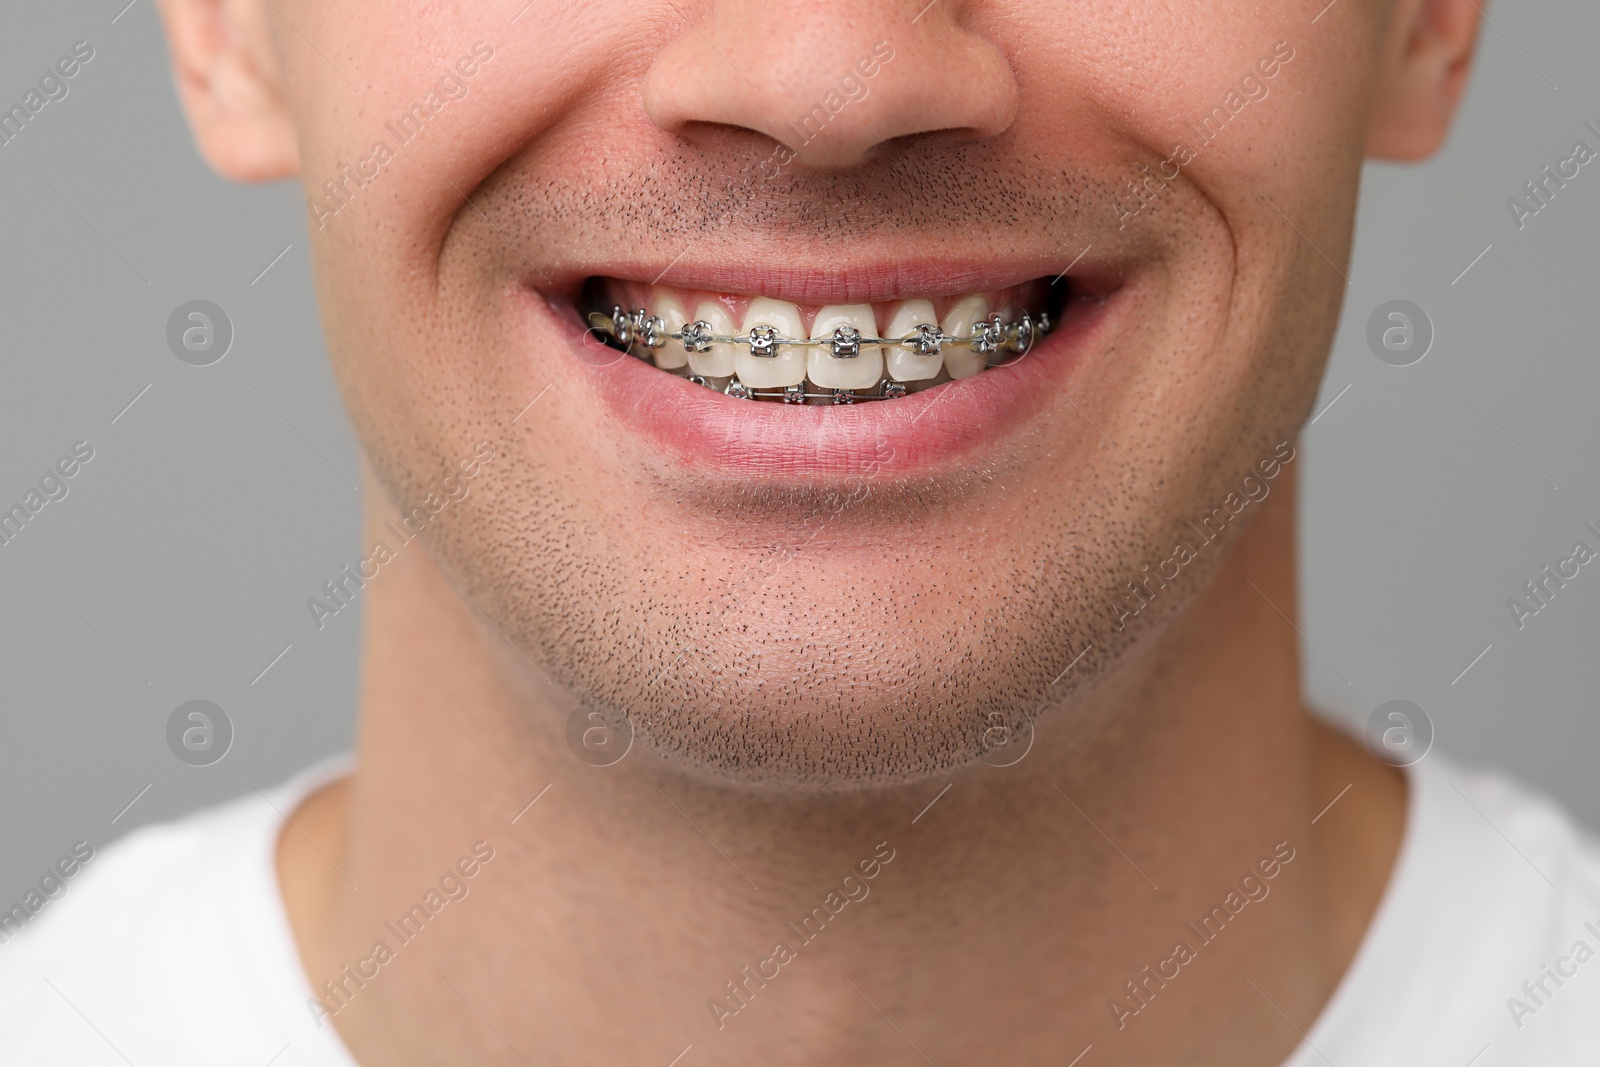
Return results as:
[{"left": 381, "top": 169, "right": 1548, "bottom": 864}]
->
[{"left": 271, "top": 0, "right": 1385, "bottom": 786}]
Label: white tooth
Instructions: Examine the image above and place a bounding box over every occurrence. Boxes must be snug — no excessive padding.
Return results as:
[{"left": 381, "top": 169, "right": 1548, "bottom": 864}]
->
[
  {"left": 940, "top": 295, "right": 990, "bottom": 380},
  {"left": 650, "top": 291, "right": 689, "bottom": 370},
  {"left": 737, "top": 297, "right": 806, "bottom": 389},
  {"left": 807, "top": 304, "right": 883, "bottom": 391},
  {"left": 688, "top": 301, "right": 738, "bottom": 378},
  {"left": 883, "top": 300, "right": 941, "bottom": 382}
]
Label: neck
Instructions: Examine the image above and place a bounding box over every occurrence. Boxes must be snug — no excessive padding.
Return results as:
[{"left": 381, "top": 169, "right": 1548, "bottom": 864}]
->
[{"left": 280, "top": 462, "right": 1404, "bottom": 1066}]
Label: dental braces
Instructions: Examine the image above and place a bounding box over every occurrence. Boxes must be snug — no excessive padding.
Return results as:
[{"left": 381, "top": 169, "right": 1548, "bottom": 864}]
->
[{"left": 586, "top": 304, "right": 1051, "bottom": 402}]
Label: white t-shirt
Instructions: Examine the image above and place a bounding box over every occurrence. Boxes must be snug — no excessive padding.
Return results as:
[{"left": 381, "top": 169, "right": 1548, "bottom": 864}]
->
[{"left": 2, "top": 754, "right": 1598, "bottom": 1064}]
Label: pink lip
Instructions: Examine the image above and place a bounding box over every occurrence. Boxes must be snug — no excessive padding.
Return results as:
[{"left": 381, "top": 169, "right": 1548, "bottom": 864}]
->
[{"left": 530, "top": 289, "right": 1121, "bottom": 480}]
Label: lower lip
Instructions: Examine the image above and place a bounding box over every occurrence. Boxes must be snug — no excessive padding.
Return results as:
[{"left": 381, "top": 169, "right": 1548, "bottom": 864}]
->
[{"left": 541, "top": 295, "right": 1117, "bottom": 479}]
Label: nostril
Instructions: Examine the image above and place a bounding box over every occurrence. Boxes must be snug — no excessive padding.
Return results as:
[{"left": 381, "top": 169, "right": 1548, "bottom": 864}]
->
[
  {"left": 642, "top": 13, "right": 1018, "bottom": 172},
  {"left": 667, "top": 120, "right": 781, "bottom": 156}
]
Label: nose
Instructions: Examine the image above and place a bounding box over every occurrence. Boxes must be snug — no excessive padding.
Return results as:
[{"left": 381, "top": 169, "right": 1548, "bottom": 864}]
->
[{"left": 641, "top": 1, "right": 1018, "bottom": 169}]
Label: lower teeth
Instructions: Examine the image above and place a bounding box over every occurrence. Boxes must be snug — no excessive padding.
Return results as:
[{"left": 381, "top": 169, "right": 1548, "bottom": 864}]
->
[{"left": 586, "top": 305, "right": 1052, "bottom": 403}]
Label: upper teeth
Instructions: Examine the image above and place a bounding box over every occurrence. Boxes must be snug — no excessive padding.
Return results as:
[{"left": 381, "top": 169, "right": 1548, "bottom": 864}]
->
[{"left": 589, "top": 292, "right": 1050, "bottom": 400}]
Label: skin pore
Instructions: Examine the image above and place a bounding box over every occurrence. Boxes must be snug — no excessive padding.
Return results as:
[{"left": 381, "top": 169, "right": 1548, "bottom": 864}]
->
[{"left": 158, "top": 0, "right": 1480, "bottom": 1062}]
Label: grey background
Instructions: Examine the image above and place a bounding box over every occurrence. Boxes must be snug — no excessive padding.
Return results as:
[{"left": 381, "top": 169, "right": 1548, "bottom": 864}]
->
[{"left": 1, "top": 1, "right": 1596, "bottom": 899}]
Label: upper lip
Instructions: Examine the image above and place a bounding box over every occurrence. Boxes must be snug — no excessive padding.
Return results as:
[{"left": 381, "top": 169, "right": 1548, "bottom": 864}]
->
[{"left": 535, "top": 251, "right": 1125, "bottom": 307}]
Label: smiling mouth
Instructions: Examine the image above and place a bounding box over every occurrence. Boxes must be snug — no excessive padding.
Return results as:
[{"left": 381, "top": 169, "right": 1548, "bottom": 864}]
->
[{"left": 581, "top": 276, "right": 1068, "bottom": 404}]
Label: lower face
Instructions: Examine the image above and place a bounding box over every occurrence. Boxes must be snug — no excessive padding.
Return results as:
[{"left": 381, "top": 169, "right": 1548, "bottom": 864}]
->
[{"left": 294, "top": 0, "right": 1377, "bottom": 787}]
